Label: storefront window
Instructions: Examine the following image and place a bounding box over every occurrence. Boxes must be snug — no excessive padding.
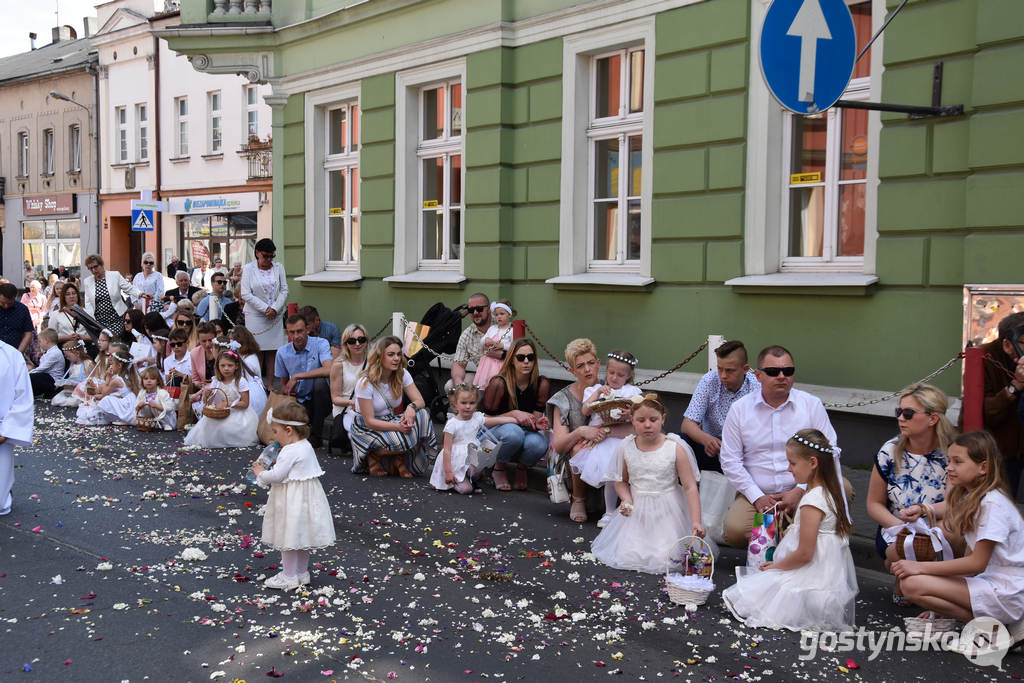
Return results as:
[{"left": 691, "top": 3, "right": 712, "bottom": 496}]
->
[
  {"left": 181, "top": 212, "right": 257, "bottom": 270},
  {"left": 22, "top": 218, "right": 81, "bottom": 277}
]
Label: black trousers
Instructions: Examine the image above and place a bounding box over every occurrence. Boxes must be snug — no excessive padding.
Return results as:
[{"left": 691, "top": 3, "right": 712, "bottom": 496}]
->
[
  {"left": 300, "top": 378, "right": 332, "bottom": 443},
  {"left": 676, "top": 432, "right": 723, "bottom": 473},
  {"left": 30, "top": 373, "right": 57, "bottom": 399}
]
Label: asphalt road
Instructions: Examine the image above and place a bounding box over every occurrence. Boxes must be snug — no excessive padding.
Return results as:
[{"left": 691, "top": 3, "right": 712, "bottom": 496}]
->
[{"left": 0, "top": 403, "right": 1020, "bottom": 682}]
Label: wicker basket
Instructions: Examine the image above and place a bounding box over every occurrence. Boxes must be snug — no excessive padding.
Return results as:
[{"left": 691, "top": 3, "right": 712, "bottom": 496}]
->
[
  {"left": 895, "top": 505, "right": 940, "bottom": 562},
  {"left": 202, "top": 387, "right": 231, "bottom": 419},
  {"left": 904, "top": 613, "right": 957, "bottom": 634},
  {"left": 136, "top": 405, "right": 161, "bottom": 432},
  {"left": 664, "top": 536, "right": 716, "bottom": 606},
  {"left": 589, "top": 397, "right": 634, "bottom": 426},
  {"left": 85, "top": 380, "right": 99, "bottom": 396}
]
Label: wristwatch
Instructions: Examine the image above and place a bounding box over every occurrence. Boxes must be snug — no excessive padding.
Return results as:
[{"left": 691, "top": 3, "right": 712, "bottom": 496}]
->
[{"left": 1008, "top": 383, "right": 1020, "bottom": 397}]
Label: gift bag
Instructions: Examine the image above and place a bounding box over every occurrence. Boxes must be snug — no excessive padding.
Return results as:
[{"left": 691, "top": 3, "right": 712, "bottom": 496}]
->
[
  {"left": 258, "top": 391, "right": 291, "bottom": 445},
  {"left": 746, "top": 507, "right": 780, "bottom": 570},
  {"left": 176, "top": 376, "right": 194, "bottom": 431},
  {"left": 698, "top": 471, "right": 736, "bottom": 545}
]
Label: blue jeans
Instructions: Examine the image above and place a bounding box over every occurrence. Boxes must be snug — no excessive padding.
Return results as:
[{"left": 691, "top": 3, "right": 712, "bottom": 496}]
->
[{"left": 491, "top": 423, "right": 548, "bottom": 468}]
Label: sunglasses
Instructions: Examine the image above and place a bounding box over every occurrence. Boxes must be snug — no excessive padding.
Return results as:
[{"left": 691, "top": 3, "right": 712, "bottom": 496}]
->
[
  {"left": 257, "top": 252, "right": 276, "bottom": 259},
  {"left": 345, "top": 336, "right": 368, "bottom": 345},
  {"left": 467, "top": 305, "right": 487, "bottom": 314},
  {"left": 212, "top": 279, "right": 226, "bottom": 285},
  {"left": 758, "top": 366, "right": 795, "bottom": 377},
  {"left": 176, "top": 319, "right": 192, "bottom": 327},
  {"left": 895, "top": 407, "right": 929, "bottom": 420},
  {"left": 143, "top": 261, "right": 154, "bottom": 265},
  {"left": 169, "top": 341, "right": 184, "bottom": 348},
  {"left": 515, "top": 353, "right": 537, "bottom": 362}
]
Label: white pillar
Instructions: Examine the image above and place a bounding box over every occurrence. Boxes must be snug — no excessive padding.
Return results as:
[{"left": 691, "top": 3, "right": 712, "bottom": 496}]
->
[
  {"left": 392, "top": 311, "right": 404, "bottom": 338},
  {"left": 707, "top": 334, "right": 725, "bottom": 372}
]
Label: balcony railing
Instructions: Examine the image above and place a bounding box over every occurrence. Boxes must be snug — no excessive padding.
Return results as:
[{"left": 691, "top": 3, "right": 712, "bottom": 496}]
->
[
  {"left": 245, "top": 145, "right": 271, "bottom": 180},
  {"left": 210, "top": 0, "right": 271, "bottom": 21}
]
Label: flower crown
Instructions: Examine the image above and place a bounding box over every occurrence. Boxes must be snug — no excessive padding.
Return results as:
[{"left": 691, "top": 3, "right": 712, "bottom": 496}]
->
[
  {"left": 152, "top": 334, "right": 169, "bottom": 342},
  {"left": 608, "top": 352, "right": 637, "bottom": 367},
  {"left": 112, "top": 351, "right": 133, "bottom": 364},
  {"left": 213, "top": 338, "right": 232, "bottom": 349},
  {"left": 791, "top": 433, "right": 834, "bottom": 454},
  {"left": 62, "top": 340, "right": 86, "bottom": 350}
]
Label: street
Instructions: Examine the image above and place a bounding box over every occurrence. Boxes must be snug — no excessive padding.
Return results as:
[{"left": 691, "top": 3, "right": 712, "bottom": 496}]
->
[{"left": 0, "top": 404, "right": 1019, "bottom": 682}]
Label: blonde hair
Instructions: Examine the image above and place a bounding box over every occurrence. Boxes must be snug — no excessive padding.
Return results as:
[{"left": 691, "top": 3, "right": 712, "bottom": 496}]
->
[
  {"left": 272, "top": 399, "right": 312, "bottom": 438},
  {"left": 944, "top": 431, "right": 1016, "bottom": 536},
  {"left": 892, "top": 383, "right": 957, "bottom": 474},
  {"left": 139, "top": 365, "right": 164, "bottom": 388},
  {"left": 361, "top": 336, "right": 405, "bottom": 399},
  {"left": 341, "top": 323, "right": 368, "bottom": 362},
  {"left": 630, "top": 392, "right": 666, "bottom": 416},
  {"left": 786, "top": 429, "right": 852, "bottom": 538},
  {"left": 564, "top": 338, "right": 597, "bottom": 368},
  {"left": 108, "top": 342, "right": 140, "bottom": 394},
  {"left": 451, "top": 382, "right": 480, "bottom": 404}
]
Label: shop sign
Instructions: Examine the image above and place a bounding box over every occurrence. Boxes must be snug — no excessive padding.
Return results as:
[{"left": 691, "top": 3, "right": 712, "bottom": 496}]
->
[
  {"left": 168, "top": 193, "right": 259, "bottom": 215},
  {"left": 23, "top": 194, "right": 74, "bottom": 215}
]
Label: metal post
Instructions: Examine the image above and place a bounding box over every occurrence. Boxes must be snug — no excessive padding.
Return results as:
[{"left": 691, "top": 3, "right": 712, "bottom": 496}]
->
[
  {"left": 392, "top": 311, "right": 404, "bottom": 338},
  {"left": 512, "top": 319, "right": 525, "bottom": 340},
  {"left": 707, "top": 334, "right": 725, "bottom": 372},
  {"left": 962, "top": 347, "right": 985, "bottom": 432}
]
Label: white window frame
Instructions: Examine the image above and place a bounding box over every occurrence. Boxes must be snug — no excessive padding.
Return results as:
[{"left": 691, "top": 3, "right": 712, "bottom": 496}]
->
[
  {"left": 17, "top": 131, "right": 28, "bottom": 176},
  {"left": 69, "top": 124, "right": 81, "bottom": 172},
  {"left": 245, "top": 85, "right": 259, "bottom": 139},
  {"left": 207, "top": 91, "right": 222, "bottom": 153},
  {"left": 174, "top": 96, "right": 188, "bottom": 157},
  {"left": 115, "top": 106, "right": 128, "bottom": 163},
  {"left": 136, "top": 103, "right": 148, "bottom": 161},
  {"left": 739, "top": 0, "right": 883, "bottom": 285},
  {"left": 43, "top": 128, "right": 54, "bottom": 175},
  {"left": 325, "top": 101, "right": 361, "bottom": 267},
  {"left": 388, "top": 57, "right": 467, "bottom": 284},
  {"left": 416, "top": 79, "right": 464, "bottom": 269},
  {"left": 552, "top": 18, "right": 654, "bottom": 287},
  {"left": 302, "top": 82, "right": 362, "bottom": 280}
]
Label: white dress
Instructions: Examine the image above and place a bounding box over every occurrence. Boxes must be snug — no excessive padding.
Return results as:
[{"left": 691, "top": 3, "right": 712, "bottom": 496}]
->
[
  {"left": 570, "top": 383, "right": 641, "bottom": 487},
  {"left": 129, "top": 332, "right": 157, "bottom": 371},
  {"left": 135, "top": 389, "right": 177, "bottom": 431},
  {"left": 964, "top": 490, "right": 1024, "bottom": 624},
  {"left": 430, "top": 412, "right": 486, "bottom": 490},
  {"left": 52, "top": 361, "right": 93, "bottom": 407},
  {"left": 183, "top": 378, "right": 258, "bottom": 448},
  {"left": 243, "top": 354, "right": 267, "bottom": 418},
  {"left": 258, "top": 440, "right": 336, "bottom": 551},
  {"left": 722, "top": 486, "right": 858, "bottom": 631},
  {"left": 76, "top": 377, "right": 136, "bottom": 426},
  {"left": 241, "top": 261, "right": 288, "bottom": 351},
  {"left": 591, "top": 436, "right": 708, "bottom": 574}
]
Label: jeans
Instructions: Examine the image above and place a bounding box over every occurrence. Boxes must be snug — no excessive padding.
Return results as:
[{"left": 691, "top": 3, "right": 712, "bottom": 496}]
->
[{"left": 491, "top": 423, "right": 548, "bottom": 468}]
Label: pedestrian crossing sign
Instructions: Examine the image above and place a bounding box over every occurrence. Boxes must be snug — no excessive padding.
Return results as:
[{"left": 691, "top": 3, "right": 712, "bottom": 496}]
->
[{"left": 131, "top": 208, "right": 154, "bottom": 231}]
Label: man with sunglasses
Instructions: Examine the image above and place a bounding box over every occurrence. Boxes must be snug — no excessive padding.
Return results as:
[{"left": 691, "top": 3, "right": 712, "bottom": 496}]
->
[
  {"left": 719, "top": 345, "right": 841, "bottom": 548},
  {"left": 448, "top": 293, "right": 501, "bottom": 390},
  {"left": 977, "top": 312, "right": 1024, "bottom": 498},
  {"left": 196, "top": 274, "right": 233, "bottom": 325}
]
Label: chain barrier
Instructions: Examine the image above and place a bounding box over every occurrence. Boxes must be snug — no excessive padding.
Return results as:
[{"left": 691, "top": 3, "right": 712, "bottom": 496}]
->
[
  {"left": 635, "top": 340, "right": 709, "bottom": 388},
  {"left": 398, "top": 315, "right": 460, "bottom": 363},
  {"left": 821, "top": 351, "right": 965, "bottom": 409},
  {"left": 368, "top": 318, "right": 393, "bottom": 342},
  {"left": 523, "top": 321, "right": 570, "bottom": 372},
  {"left": 983, "top": 352, "right": 1017, "bottom": 382}
]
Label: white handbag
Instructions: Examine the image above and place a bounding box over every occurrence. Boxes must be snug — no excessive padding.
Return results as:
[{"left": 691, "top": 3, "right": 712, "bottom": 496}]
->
[
  {"left": 546, "top": 431, "right": 570, "bottom": 504},
  {"left": 698, "top": 470, "right": 736, "bottom": 545}
]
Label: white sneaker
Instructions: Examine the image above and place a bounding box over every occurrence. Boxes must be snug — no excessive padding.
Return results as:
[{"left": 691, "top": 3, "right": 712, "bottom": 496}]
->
[
  {"left": 597, "top": 513, "right": 614, "bottom": 528},
  {"left": 264, "top": 571, "right": 300, "bottom": 591}
]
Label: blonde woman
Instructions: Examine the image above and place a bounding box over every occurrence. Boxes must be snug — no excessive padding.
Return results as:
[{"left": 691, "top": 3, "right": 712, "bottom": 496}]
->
[
  {"left": 330, "top": 324, "right": 369, "bottom": 440},
  {"left": 132, "top": 252, "right": 165, "bottom": 313}
]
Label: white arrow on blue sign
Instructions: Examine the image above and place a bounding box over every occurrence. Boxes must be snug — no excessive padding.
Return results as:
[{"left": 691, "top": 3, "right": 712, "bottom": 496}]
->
[{"left": 759, "top": 0, "right": 857, "bottom": 114}]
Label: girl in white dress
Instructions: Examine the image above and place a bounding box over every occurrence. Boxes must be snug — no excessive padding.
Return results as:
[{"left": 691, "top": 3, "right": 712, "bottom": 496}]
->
[
  {"left": 231, "top": 326, "right": 268, "bottom": 420},
  {"left": 252, "top": 399, "right": 336, "bottom": 591},
  {"left": 184, "top": 349, "right": 259, "bottom": 448},
  {"left": 592, "top": 394, "right": 707, "bottom": 574},
  {"left": 892, "top": 431, "right": 1024, "bottom": 639},
  {"left": 723, "top": 429, "right": 858, "bottom": 632},
  {"left": 473, "top": 300, "right": 515, "bottom": 389},
  {"left": 52, "top": 341, "right": 94, "bottom": 407},
  {"left": 570, "top": 350, "right": 642, "bottom": 527},
  {"left": 430, "top": 384, "right": 516, "bottom": 493},
  {"left": 75, "top": 344, "right": 140, "bottom": 426},
  {"left": 135, "top": 367, "right": 177, "bottom": 431}
]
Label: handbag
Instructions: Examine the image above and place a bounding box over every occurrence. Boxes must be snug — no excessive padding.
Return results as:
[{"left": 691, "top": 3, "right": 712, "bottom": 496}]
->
[
  {"left": 698, "top": 471, "right": 736, "bottom": 545},
  {"left": 258, "top": 391, "right": 292, "bottom": 445},
  {"left": 888, "top": 506, "right": 953, "bottom": 562},
  {"left": 546, "top": 432, "right": 571, "bottom": 504},
  {"left": 176, "top": 375, "right": 194, "bottom": 430}
]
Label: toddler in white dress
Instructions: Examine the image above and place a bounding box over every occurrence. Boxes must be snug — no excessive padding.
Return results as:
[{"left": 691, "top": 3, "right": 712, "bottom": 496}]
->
[
  {"left": 135, "top": 367, "right": 177, "bottom": 431},
  {"left": 252, "top": 399, "right": 336, "bottom": 591},
  {"left": 473, "top": 301, "right": 515, "bottom": 389},
  {"left": 52, "top": 341, "right": 94, "bottom": 407},
  {"left": 184, "top": 349, "right": 258, "bottom": 448},
  {"left": 430, "top": 384, "right": 516, "bottom": 493}
]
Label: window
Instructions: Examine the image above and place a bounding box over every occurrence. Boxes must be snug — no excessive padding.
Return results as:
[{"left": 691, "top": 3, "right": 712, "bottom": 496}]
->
[
  {"left": 417, "top": 81, "right": 463, "bottom": 267},
  {"left": 179, "top": 213, "right": 257, "bottom": 272},
  {"left": 43, "top": 129, "right": 54, "bottom": 175},
  {"left": 208, "top": 91, "right": 222, "bottom": 153},
  {"left": 325, "top": 102, "right": 360, "bottom": 264},
  {"left": 115, "top": 106, "right": 128, "bottom": 163},
  {"left": 18, "top": 132, "right": 29, "bottom": 177},
  {"left": 22, "top": 219, "right": 81, "bottom": 276},
  {"left": 245, "top": 85, "right": 259, "bottom": 139},
  {"left": 175, "top": 97, "right": 188, "bottom": 157},
  {"left": 136, "top": 103, "right": 148, "bottom": 161},
  {"left": 69, "top": 125, "right": 81, "bottom": 171},
  {"left": 554, "top": 20, "right": 654, "bottom": 286}
]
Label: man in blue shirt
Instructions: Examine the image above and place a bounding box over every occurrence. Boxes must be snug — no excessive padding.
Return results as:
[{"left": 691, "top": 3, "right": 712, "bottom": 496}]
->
[
  {"left": 275, "top": 314, "right": 333, "bottom": 448},
  {"left": 196, "top": 273, "right": 233, "bottom": 324},
  {"left": 301, "top": 305, "right": 341, "bottom": 358},
  {"left": 679, "top": 340, "right": 759, "bottom": 472},
  {"left": 0, "top": 283, "right": 35, "bottom": 353}
]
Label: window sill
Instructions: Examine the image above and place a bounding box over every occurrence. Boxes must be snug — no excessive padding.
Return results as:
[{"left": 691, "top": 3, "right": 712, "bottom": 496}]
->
[
  {"left": 295, "top": 270, "right": 363, "bottom": 287},
  {"left": 15, "top": 175, "right": 29, "bottom": 181},
  {"left": 110, "top": 161, "right": 149, "bottom": 169},
  {"left": 725, "top": 273, "right": 879, "bottom": 296},
  {"left": 383, "top": 271, "right": 466, "bottom": 288},
  {"left": 40, "top": 172, "right": 55, "bottom": 178},
  {"left": 202, "top": 153, "right": 224, "bottom": 160},
  {"left": 168, "top": 156, "right": 190, "bottom": 164},
  {"left": 66, "top": 169, "right": 81, "bottom": 175},
  {"left": 545, "top": 273, "right": 654, "bottom": 291}
]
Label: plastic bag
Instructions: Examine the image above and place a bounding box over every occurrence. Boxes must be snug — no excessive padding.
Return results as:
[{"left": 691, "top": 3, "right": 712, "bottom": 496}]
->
[
  {"left": 746, "top": 507, "right": 780, "bottom": 570},
  {"left": 698, "top": 471, "right": 736, "bottom": 545}
]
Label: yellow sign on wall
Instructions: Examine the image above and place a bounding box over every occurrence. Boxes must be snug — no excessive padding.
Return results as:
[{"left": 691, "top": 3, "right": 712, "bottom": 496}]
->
[
  {"left": 422, "top": 200, "right": 439, "bottom": 208},
  {"left": 329, "top": 208, "right": 343, "bottom": 216},
  {"left": 790, "top": 172, "right": 822, "bottom": 184}
]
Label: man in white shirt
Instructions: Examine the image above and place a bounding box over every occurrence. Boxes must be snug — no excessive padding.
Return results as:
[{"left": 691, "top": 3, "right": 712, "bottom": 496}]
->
[
  {"left": 1, "top": 339, "right": 33, "bottom": 515},
  {"left": 719, "top": 345, "right": 847, "bottom": 548}
]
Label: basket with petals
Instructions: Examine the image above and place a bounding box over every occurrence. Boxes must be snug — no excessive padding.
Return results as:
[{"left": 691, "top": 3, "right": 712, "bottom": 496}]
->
[
  {"left": 202, "top": 387, "right": 231, "bottom": 419},
  {"left": 135, "top": 405, "right": 162, "bottom": 432},
  {"left": 589, "top": 397, "right": 635, "bottom": 425},
  {"left": 664, "top": 536, "right": 715, "bottom": 605},
  {"left": 904, "top": 612, "right": 957, "bottom": 634}
]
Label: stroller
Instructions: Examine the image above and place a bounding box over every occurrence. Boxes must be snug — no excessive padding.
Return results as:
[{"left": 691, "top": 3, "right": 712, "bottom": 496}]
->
[{"left": 406, "top": 302, "right": 466, "bottom": 424}]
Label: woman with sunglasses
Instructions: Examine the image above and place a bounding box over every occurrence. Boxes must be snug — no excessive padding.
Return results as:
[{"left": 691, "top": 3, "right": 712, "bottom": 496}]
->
[
  {"left": 329, "top": 324, "right": 370, "bottom": 453},
  {"left": 172, "top": 301, "right": 199, "bottom": 350},
  {"left": 132, "top": 252, "right": 165, "bottom": 313},
  {"left": 867, "top": 382, "right": 957, "bottom": 605},
  {"left": 480, "top": 338, "right": 551, "bottom": 491}
]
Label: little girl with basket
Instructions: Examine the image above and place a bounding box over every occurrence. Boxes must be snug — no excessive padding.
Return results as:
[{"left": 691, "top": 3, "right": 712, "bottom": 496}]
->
[
  {"left": 473, "top": 300, "right": 515, "bottom": 389},
  {"left": 591, "top": 393, "right": 708, "bottom": 574},
  {"left": 184, "top": 349, "right": 258, "bottom": 448},
  {"left": 430, "top": 383, "right": 516, "bottom": 494},
  {"left": 891, "top": 431, "right": 1024, "bottom": 644},
  {"left": 570, "top": 350, "right": 641, "bottom": 527},
  {"left": 135, "top": 367, "right": 176, "bottom": 431},
  {"left": 251, "top": 399, "right": 336, "bottom": 591},
  {"left": 75, "top": 343, "right": 140, "bottom": 426},
  {"left": 722, "top": 429, "right": 858, "bottom": 632}
]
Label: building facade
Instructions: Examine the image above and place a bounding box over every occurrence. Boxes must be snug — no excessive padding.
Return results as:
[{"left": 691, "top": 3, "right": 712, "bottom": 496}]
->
[
  {"left": 161, "top": 0, "right": 1024, "bottom": 429},
  {"left": 0, "top": 26, "right": 99, "bottom": 280}
]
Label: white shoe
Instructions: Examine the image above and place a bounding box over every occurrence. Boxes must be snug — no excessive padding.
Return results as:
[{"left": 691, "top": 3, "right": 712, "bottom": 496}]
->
[
  {"left": 298, "top": 572, "right": 311, "bottom": 586},
  {"left": 264, "top": 571, "right": 300, "bottom": 591},
  {"left": 1008, "top": 617, "right": 1024, "bottom": 649},
  {"left": 597, "top": 513, "right": 613, "bottom": 528}
]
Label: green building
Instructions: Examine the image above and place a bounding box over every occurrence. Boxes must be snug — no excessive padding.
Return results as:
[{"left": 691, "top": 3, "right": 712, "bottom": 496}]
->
[{"left": 160, "top": 0, "right": 1024, "bottom": 445}]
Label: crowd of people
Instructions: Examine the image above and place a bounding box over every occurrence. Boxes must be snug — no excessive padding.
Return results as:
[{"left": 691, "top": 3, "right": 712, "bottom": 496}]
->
[{"left": 1, "top": 255, "right": 1023, "bottom": 643}]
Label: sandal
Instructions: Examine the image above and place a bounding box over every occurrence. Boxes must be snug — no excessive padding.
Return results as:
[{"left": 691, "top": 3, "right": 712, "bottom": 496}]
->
[
  {"left": 492, "top": 466, "right": 511, "bottom": 491},
  {"left": 570, "top": 497, "right": 587, "bottom": 523},
  {"left": 367, "top": 454, "right": 386, "bottom": 477},
  {"left": 513, "top": 465, "right": 529, "bottom": 491},
  {"left": 394, "top": 457, "right": 413, "bottom": 479},
  {"left": 892, "top": 590, "right": 911, "bottom": 608}
]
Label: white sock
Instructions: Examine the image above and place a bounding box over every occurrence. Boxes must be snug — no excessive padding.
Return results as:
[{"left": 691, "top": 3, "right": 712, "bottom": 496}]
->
[
  {"left": 603, "top": 484, "right": 618, "bottom": 515},
  {"left": 280, "top": 551, "right": 298, "bottom": 578},
  {"left": 295, "top": 550, "right": 310, "bottom": 576}
]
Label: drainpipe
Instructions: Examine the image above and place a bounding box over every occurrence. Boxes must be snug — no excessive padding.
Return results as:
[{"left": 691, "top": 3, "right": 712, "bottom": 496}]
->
[
  {"left": 153, "top": 34, "right": 163, "bottom": 254},
  {"left": 88, "top": 57, "right": 101, "bottom": 264}
]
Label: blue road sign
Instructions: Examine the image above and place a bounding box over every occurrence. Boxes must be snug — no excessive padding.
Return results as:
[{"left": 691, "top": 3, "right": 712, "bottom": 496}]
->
[
  {"left": 131, "top": 208, "right": 154, "bottom": 232},
  {"left": 759, "top": 0, "right": 856, "bottom": 114}
]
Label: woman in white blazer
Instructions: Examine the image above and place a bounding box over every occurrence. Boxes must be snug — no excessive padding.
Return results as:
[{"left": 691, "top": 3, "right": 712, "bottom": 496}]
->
[
  {"left": 241, "top": 238, "right": 288, "bottom": 385},
  {"left": 82, "top": 253, "right": 146, "bottom": 338}
]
